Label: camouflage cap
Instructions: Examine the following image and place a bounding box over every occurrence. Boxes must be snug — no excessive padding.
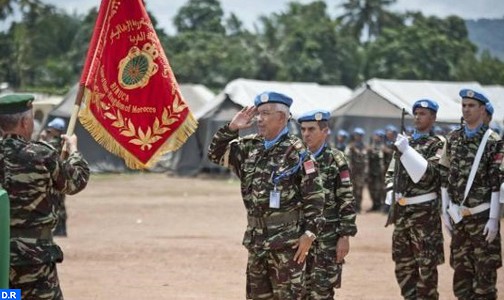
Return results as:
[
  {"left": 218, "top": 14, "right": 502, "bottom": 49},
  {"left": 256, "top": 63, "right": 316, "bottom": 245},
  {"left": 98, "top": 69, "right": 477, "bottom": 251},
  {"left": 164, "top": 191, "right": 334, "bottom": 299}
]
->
[{"left": 0, "top": 94, "right": 34, "bottom": 114}]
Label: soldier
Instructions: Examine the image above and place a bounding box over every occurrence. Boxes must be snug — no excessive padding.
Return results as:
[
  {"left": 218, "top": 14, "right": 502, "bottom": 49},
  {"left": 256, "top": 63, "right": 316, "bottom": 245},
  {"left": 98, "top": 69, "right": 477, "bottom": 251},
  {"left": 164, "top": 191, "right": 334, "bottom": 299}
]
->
[
  {"left": 298, "top": 110, "right": 357, "bottom": 299},
  {"left": 383, "top": 125, "right": 398, "bottom": 174},
  {"left": 40, "top": 118, "right": 68, "bottom": 237},
  {"left": 440, "top": 89, "right": 502, "bottom": 300},
  {"left": 385, "top": 99, "right": 445, "bottom": 299},
  {"left": 0, "top": 94, "right": 89, "bottom": 299},
  {"left": 367, "top": 129, "right": 386, "bottom": 212},
  {"left": 207, "top": 92, "right": 325, "bottom": 299},
  {"left": 335, "top": 130, "right": 349, "bottom": 152},
  {"left": 345, "top": 128, "right": 367, "bottom": 213}
]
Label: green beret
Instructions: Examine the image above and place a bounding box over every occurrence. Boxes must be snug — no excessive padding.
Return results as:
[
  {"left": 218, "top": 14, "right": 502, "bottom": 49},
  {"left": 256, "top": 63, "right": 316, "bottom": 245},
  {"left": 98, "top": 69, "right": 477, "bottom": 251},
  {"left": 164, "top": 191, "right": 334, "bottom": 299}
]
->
[{"left": 0, "top": 94, "right": 34, "bottom": 114}]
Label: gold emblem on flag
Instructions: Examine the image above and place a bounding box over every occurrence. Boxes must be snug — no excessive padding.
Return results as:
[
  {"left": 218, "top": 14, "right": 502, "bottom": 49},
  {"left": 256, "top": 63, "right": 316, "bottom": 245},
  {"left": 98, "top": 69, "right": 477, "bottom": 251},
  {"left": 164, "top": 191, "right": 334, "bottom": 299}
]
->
[
  {"left": 118, "top": 43, "right": 159, "bottom": 90},
  {"left": 398, "top": 198, "right": 407, "bottom": 206}
]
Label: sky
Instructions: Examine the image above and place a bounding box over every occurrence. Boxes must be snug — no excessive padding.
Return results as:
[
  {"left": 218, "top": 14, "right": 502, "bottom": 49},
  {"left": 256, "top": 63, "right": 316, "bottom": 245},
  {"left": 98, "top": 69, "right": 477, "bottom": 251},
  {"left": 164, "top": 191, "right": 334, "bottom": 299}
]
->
[{"left": 34, "top": 0, "right": 504, "bottom": 35}]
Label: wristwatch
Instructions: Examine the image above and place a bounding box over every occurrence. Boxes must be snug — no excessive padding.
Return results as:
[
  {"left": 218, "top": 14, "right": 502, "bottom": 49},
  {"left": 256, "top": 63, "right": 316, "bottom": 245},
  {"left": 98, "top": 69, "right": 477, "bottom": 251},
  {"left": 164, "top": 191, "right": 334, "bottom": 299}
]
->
[{"left": 305, "top": 230, "right": 316, "bottom": 241}]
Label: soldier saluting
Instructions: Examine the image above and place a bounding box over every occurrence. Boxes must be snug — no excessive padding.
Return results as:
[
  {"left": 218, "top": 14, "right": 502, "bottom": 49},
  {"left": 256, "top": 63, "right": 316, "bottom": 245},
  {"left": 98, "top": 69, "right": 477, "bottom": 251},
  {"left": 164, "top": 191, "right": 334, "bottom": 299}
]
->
[{"left": 207, "top": 92, "right": 325, "bottom": 299}]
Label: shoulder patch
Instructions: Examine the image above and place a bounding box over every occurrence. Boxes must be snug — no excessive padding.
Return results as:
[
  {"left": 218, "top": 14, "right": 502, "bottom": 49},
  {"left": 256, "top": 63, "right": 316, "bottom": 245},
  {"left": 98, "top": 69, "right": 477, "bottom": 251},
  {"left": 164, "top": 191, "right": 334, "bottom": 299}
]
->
[{"left": 34, "top": 140, "right": 57, "bottom": 151}]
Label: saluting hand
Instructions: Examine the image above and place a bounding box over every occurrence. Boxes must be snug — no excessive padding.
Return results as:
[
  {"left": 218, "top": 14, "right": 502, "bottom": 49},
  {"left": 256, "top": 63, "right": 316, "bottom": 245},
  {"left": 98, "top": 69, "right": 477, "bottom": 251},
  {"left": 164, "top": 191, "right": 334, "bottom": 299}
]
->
[{"left": 229, "top": 106, "right": 257, "bottom": 132}]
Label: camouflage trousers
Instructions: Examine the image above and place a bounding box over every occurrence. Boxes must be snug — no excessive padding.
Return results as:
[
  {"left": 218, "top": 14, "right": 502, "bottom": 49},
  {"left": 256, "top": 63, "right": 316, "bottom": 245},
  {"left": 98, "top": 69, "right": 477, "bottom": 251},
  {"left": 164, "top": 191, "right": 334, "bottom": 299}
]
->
[
  {"left": 450, "top": 214, "right": 502, "bottom": 300},
  {"left": 352, "top": 180, "right": 365, "bottom": 212},
  {"left": 392, "top": 202, "right": 444, "bottom": 300},
  {"left": 10, "top": 262, "right": 63, "bottom": 300},
  {"left": 305, "top": 239, "right": 342, "bottom": 300},
  {"left": 367, "top": 175, "right": 384, "bottom": 209},
  {"left": 246, "top": 247, "right": 305, "bottom": 300}
]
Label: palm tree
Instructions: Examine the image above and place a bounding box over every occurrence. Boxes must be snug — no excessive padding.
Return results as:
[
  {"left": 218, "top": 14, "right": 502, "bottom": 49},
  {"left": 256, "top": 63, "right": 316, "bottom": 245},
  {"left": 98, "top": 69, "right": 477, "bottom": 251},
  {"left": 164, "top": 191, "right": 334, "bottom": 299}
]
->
[{"left": 338, "top": 0, "right": 397, "bottom": 42}]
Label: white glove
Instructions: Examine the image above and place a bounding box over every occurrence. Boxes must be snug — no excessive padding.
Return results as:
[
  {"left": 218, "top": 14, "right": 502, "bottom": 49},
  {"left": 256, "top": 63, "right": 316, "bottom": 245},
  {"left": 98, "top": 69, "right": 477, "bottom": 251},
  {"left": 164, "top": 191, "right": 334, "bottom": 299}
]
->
[
  {"left": 394, "top": 134, "right": 409, "bottom": 153},
  {"left": 385, "top": 190, "right": 393, "bottom": 205},
  {"left": 483, "top": 218, "right": 499, "bottom": 243}
]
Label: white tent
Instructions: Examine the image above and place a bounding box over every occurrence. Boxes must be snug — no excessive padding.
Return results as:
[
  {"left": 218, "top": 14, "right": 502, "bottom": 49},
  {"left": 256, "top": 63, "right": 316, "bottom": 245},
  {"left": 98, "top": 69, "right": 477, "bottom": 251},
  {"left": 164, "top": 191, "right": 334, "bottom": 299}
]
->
[
  {"left": 197, "top": 78, "right": 353, "bottom": 174},
  {"left": 332, "top": 78, "right": 504, "bottom": 137}
]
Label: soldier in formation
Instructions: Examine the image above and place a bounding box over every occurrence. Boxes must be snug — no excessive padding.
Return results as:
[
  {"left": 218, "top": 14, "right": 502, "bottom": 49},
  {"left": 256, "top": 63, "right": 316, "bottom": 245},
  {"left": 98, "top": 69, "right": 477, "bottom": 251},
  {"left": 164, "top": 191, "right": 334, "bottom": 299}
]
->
[
  {"left": 0, "top": 94, "right": 90, "bottom": 299},
  {"left": 385, "top": 99, "right": 445, "bottom": 299},
  {"left": 298, "top": 110, "right": 357, "bottom": 300},
  {"left": 367, "top": 129, "right": 386, "bottom": 212},
  {"left": 39, "top": 117, "right": 68, "bottom": 237},
  {"left": 207, "top": 91, "right": 325, "bottom": 299},
  {"left": 334, "top": 129, "right": 348, "bottom": 152},
  {"left": 440, "top": 89, "right": 502, "bottom": 300},
  {"left": 345, "top": 128, "right": 367, "bottom": 213}
]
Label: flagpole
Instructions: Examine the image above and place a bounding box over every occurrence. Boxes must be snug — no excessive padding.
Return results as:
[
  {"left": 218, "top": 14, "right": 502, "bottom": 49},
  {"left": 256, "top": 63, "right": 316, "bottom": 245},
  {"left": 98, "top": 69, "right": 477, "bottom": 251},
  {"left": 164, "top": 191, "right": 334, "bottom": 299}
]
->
[{"left": 61, "top": 84, "right": 84, "bottom": 159}]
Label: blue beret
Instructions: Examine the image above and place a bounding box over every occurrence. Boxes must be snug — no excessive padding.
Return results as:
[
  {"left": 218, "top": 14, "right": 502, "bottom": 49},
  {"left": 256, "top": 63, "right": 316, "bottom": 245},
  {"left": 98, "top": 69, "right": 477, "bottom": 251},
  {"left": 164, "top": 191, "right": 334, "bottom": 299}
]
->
[
  {"left": 0, "top": 94, "right": 34, "bottom": 114},
  {"left": 459, "top": 88, "right": 489, "bottom": 104},
  {"left": 353, "top": 127, "right": 365, "bottom": 135},
  {"left": 373, "top": 129, "right": 385, "bottom": 137},
  {"left": 254, "top": 91, "right": 293, "bottom": 108},
  {"left": 485, "top": 102, "right": 494, "bottom": 115},
  {"left": 413, "top": 99, "right": 439, "bottom": 113},
  {"left": 385, "top": 124, "right": 397, "bottom": 132},
  {"left": 297, "top": 109, "right": 330, "bottom": 123},
  {"left": 337, "top": 129, "right": 349, "bottom": 137},
  {"left": 47, "top": 117, "right": 66, "bottom": 132}
]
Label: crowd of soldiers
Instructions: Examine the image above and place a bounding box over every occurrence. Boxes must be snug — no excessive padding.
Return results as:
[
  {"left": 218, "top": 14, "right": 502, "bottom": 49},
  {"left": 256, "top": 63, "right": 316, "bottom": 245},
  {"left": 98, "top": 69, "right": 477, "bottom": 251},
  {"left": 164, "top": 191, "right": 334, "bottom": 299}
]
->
[
  {"left": 332, "top": 116, "right": 502, "bottom": 215},
  {"left": 208, "top": 88, "right": 503, "bottom": 300},
  {"left": 1, "top": 86, "right": 502, "bottom": 299}
]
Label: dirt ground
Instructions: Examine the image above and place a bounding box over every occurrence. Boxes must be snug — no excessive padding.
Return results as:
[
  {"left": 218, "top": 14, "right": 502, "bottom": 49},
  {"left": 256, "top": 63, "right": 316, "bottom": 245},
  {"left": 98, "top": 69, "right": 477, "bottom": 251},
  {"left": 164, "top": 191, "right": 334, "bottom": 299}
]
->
[{"left": 56, "top": 173, "right": 504, "bottom": 300}]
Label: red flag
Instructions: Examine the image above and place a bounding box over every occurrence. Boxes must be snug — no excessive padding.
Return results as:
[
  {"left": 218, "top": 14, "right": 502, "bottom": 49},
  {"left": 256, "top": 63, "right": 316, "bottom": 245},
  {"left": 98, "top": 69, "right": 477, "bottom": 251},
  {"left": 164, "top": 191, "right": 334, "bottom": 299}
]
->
[{"left": 79, "top": 0, "right": 197, "bottom": 169}]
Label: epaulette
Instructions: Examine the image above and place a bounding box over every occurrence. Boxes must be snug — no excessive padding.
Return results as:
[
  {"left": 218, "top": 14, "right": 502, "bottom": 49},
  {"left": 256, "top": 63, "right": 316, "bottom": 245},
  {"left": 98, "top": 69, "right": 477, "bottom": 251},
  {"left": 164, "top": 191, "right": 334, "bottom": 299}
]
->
[
  {"left": 489, "top": 129, "right": 502, "bottom": 141},
  {"left": 329, "top": 147, "right": 349, "bottom": 168},
  {"left": 34, "top": 140, "right": 57, "bottom": 151}
]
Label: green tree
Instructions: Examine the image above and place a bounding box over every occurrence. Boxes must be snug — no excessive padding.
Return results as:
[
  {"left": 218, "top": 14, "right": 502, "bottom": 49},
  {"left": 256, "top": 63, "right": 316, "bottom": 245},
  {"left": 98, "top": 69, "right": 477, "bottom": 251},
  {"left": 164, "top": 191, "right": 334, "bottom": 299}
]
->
[
  {"left": 338, "top": 0, "right": 400, "bottom": 41},
  {"left": 364, "top": 14, "right": 477, "bottom": 80},
  {"left": 255, "top": 1, "right": 361, "bottom": 87},
  {"left": 173, "top": 0, "right": 225, "bottom": 34}
]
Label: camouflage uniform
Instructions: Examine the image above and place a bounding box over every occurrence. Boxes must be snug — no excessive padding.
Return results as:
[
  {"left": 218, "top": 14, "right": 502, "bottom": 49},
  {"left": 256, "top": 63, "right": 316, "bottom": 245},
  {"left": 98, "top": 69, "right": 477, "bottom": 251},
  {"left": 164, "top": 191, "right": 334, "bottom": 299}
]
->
[
  {"left": 367, "top": 141, "right": 385, "bottom": 211},
  {"left": 345, "top": 142, "right": 367, "bottom": 212},
  {"left": 0, "top": 134, "right": 89, "bottom": 299},
  {"left": 208, "top": 125, "right": 325, "bottom": 300},
  {"left": 46, "top": 135, "right": 67, "bottom": 236},
  {"left": 305, "top": 145, "right": 357, "bottom": 300},
  {"left": 440, "top": 126, "right": 502, "bottom": 300},
  {"left": 385, "top": 133, "right": 445, "bottom": 300}
]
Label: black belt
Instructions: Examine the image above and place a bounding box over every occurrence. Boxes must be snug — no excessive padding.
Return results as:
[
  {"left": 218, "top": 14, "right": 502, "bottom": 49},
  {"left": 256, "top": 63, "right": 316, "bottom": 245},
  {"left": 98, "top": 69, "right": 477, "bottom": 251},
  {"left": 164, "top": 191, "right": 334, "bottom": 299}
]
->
[
  {"left": 10, "top": 226, "right": 53, "bottom": 239},
  {"left": 247, "top": 210, "right": 301, "bottom": 228}
]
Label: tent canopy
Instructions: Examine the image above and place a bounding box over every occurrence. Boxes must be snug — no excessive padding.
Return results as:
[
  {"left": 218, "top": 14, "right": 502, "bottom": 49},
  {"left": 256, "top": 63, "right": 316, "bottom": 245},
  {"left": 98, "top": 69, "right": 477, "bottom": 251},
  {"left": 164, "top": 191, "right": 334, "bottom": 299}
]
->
[{"left": 199, "top": 78, "right": 353, "bottom": 120}]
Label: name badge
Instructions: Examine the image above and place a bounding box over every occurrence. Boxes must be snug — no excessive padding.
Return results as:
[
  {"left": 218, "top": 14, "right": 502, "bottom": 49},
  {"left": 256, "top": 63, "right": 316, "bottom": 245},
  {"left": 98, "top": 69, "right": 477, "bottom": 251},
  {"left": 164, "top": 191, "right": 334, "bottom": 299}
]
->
[
  {"left": 269, "top": 187, "right": 280, "bottom": 208},
  {"left": 448, "top": 204, "right": 463, "bottom": 224}
]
